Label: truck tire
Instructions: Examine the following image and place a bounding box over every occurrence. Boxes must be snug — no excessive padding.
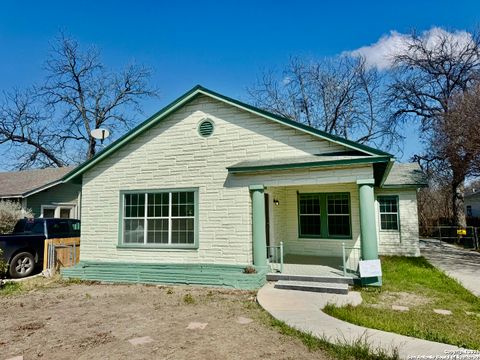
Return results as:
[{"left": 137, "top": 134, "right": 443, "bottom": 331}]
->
[{"left": 9, "top": 252, "right": 35, "bottom": 278}]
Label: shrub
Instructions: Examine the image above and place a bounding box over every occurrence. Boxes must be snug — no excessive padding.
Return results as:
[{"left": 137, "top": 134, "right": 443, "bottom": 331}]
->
[
  {"left": 243, "top": 266, "right": 257, "bottom": 274},
  {"left": 183, "top": 293, "right": 195, "bottom": 304},
  {"left": 0, "top": 200, "right": 33, "bottom": 234}
]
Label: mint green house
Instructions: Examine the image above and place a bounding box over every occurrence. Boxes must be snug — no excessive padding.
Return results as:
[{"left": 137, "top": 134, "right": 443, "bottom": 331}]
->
[{"left": 62, "top": 86, "right": 426, "bottom": 289}]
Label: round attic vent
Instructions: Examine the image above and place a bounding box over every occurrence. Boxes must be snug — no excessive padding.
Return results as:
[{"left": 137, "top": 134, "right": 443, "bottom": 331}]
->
[{"left": 198, "top": 119, "right": 215, "bottom": 137}]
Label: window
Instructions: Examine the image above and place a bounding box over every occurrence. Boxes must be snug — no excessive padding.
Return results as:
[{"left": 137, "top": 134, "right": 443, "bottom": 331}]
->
[
  {"left": 47, "top": 220, "right": 71, "bottom": 237},
  {"left": 41, "top": 205, "right": 75, "bottom": 219},
  {"left": 298, "top": 193, "right": 351, "bottom": 239},
  {"left": 378, "top": 196, "right": 399, "bottom": 231},
  {"left": 299, "top": 194, "right": 321, "bottom": 236},
  {"left": 327, "top": 194, "right": 351, "bottom": 236},
  {"left": 122, "top": 190, "right": 197, "bottom": 248},
  {"left": 42, "top": 207, "right": 55, "bottom": 218},
  {"left": 467, "top": 205, "right": 472, "bottom": 217},
  {"left": 60, "top": 208, "right": 72, "bottom": 219}
]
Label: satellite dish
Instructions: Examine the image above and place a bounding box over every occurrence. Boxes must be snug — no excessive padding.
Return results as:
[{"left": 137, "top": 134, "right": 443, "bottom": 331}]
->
[{"left": 90, "top": 128, "right": 110, "bottom": 144}]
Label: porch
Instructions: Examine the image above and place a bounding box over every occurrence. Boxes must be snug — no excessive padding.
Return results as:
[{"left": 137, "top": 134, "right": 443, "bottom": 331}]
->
[
  {"left": 248, "top": 179, "right": 382, "bottom": 285},
  {"left": 228, "top": 155, "right": 386, "bottom": 286},
  {"left": 266, "top": 243, "right": 361, "bottom": 279}
]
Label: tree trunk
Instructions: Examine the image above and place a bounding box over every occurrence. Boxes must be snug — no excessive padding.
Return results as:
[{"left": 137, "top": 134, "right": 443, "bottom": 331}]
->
[
  {"left": 86, "top": 137, "right": 96, "bottom": 159},
  {"left": 452, "top": 180, "right": 467, "bottom": 228}
]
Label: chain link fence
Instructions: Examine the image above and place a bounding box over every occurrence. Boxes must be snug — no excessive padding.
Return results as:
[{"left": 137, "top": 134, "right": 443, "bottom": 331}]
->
[{"left": 420, "top": 225, "right": 479, "bottom": 250}]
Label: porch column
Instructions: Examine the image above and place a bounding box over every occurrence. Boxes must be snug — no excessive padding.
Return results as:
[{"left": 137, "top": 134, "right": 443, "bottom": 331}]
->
[
  {"left": 357, "top": 179, "right": 381, "bottom": 286},
  {"left": 249, "top": 185, "right": 267, "bottom": 267},
  {"left": 357, "top": 179, "right": 378, "bottom": 260}
]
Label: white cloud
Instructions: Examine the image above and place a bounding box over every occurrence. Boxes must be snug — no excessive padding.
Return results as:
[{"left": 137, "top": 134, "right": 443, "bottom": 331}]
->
[{"left": 345, "top": 27, "right": 475, "bottom": 70}]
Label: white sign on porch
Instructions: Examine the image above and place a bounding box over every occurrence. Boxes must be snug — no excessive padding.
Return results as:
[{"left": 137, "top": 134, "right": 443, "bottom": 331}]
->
[{"left": 359, "top": 259, "right": 382, "bottom": 278}]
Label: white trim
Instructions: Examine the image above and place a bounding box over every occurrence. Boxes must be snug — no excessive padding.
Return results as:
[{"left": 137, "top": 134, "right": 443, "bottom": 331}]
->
[
  {"left": 40, "top": 204, "right": 76, "bottom": 219},
  {"left": 23, "top": 180, "right": 64, "bottom": 198}
]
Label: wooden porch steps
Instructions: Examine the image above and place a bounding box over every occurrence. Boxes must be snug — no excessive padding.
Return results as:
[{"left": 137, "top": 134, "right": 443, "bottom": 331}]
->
[{"left": 274, "top": 280, "right": 349, "bottom": 295}]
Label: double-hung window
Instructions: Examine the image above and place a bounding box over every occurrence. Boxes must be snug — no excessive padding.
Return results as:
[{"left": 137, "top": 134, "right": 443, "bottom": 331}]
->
[
  {"left": 378, "top": 196, "right": 399, "bottom": 231},
  {"left": 326, "top": 194, "right": 351, "bottom": 236},
  {"left": 122, "top": 190, "right": 197, "bottom": 248},
  {"left": 298, "top": 194, "right": 322, "bottom": 237},
  {"left": 298, "top": 193, "right": 351, "bottom": 239}
]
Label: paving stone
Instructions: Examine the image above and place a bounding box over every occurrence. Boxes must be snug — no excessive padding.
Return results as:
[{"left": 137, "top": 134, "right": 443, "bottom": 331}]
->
[
  {"left": 391, "top": 305, "right": 409, "bottom": 312},
  {"left": 186, "top": 322, "right": 208, "bottom": 330},
  {"left": 128, "top": 336, "right": 153, "bottom": 345},
  {"left": 236, "top": 316, "right": 253, "bottom": 324},
  {"left": 465, "top": 311, "right": 480, "bottom": 317},
  {"left": 433, "top": 309, "right": 452, "bottom": 315}
]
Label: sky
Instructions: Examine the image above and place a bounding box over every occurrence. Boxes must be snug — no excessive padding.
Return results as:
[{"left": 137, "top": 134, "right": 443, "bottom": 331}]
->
[{"left": 0, "top": 0, "right": 479, "bottom": 168}]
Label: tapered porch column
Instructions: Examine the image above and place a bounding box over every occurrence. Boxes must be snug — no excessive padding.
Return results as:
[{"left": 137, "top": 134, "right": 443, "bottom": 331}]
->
[
  {"left": 357, "top": 179, "right": 381, "bottom": 286},
  {"left": 249, "top": 185, "right": 267, "bottom": 267},
  {"left": 357, "top": 179, "right": 378, "bottom": 260}
]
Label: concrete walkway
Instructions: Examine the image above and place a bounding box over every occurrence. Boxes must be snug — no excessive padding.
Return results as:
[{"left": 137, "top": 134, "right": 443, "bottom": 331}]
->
[
  {"left": 421, "top": 239, "right": 480, "bottom": 296},
  {"left": 257, "top": 283, "right": 465, "bottom": 359}
]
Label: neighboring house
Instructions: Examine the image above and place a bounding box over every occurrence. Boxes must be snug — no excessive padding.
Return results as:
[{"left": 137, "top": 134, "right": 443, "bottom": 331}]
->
[
  {"left": 465, "top": 191, "right": 480, "bottom": 218},
  {"left": 0, "top": 167, "right": 81, "bottom": 219},
  {"left": 61, "top": 85, "right": 427, "bottom": 289}
]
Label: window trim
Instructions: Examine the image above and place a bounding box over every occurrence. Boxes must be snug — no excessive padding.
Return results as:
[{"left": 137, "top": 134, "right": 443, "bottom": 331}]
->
[
  {"left": 377, "top": 195, "right": 400, "bottom": 232},
  {"left": 40, "top": 204, "right": 76, "bottom": 219},
  {"left": 117, "top": 188, "right": 199, "bottom": 250},
  {"left": 297, "top": 192, "right": 352, "bottom": 240}
]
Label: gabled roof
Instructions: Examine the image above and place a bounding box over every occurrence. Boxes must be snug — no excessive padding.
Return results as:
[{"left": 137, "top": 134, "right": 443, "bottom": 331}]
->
[
  {"left": 382, "top": 163, "right": 428, "bottom": 188},
  {"left": 0, "top": 167, "right": 75, "bottom": 198},
  {"left": 63, "top": 85, "right": 393, "bottom": 183}
]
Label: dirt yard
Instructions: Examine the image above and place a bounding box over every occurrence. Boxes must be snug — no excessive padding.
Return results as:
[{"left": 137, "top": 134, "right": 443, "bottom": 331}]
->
[{"left": 0, "top": 278, "right": 329, "bottom": 360}]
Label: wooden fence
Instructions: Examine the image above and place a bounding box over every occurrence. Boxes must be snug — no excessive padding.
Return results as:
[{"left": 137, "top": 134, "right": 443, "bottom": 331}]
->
[{"left": 43, "top": 237, "right": 81, "bottom": 272}]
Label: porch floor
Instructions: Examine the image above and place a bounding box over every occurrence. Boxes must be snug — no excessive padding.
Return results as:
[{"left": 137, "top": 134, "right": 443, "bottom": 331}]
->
[{"left": 269, "top": 254, "right": 349, "bottom": 278}]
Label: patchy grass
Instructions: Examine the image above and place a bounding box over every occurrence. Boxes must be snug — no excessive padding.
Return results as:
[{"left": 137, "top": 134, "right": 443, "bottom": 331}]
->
[
  {"left": 0, "top": 275, "right": 93, "bottom": 296},
  {"left": 324, "top": 256, "right": 480, "bottom": 349},
  {"left": 0, "top": 281, "right": 21, "bottom": 296}
]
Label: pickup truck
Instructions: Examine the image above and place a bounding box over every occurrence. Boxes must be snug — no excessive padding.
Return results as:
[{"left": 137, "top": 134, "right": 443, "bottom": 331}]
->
[{"left": 0, "top": 218, "right": 80, "bottom": 278}]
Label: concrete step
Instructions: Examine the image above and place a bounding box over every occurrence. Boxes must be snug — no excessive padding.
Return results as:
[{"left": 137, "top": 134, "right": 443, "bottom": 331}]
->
[
  {"left": 274, "top": 280, "right": 349, "bottom": 294},
  {"left": 266, "top": 273, "right": 354, "bottom": 285}
]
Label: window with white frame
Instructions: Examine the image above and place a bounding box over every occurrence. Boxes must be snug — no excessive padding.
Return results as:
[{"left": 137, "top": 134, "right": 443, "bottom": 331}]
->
[
  {"left": 41, "top": 205, "right": 75, "bottom": 219},
  {"left": 378, "top": 196, "right": 399, "bottom": 231},
  {"left": 122, "top": 190, "right": 196, "bottom": 247}
]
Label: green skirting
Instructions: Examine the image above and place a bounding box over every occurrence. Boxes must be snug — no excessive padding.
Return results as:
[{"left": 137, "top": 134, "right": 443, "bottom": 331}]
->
[{"left": 61, "top": 261, "right": 268, "bottom": 290}]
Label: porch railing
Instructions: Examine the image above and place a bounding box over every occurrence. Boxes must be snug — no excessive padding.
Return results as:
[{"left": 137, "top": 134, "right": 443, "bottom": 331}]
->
[
  {"left": 342, "top": 242, "right": 361, "bottom": 277},
  {"left": 266, "top": 242, "right": 284, "bottom": 273}
]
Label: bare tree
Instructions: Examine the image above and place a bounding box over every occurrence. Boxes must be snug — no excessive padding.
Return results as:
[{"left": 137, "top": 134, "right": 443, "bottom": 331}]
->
[
  {"left": 41, "top": 34, "right": 158, "bottom": 159},
  {"left": 0, "top": 33, "right": 158, "bottom": 169},
  {"left": 0, "top": 89, "right": 66, "bottom": 169},
  {"left": 248, "top": 56, "right": 397, "bottom": 149},
  {"left": 424, "top": 86, "right": 480, "bottom": 226},
  {"left": 388, "top": 29, "right": 480, "bottom": 226}
]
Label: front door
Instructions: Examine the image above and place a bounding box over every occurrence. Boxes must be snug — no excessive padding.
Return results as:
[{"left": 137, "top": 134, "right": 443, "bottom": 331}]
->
[{"left": 264, "top": 193, "right": 270, "bottom": 247}]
